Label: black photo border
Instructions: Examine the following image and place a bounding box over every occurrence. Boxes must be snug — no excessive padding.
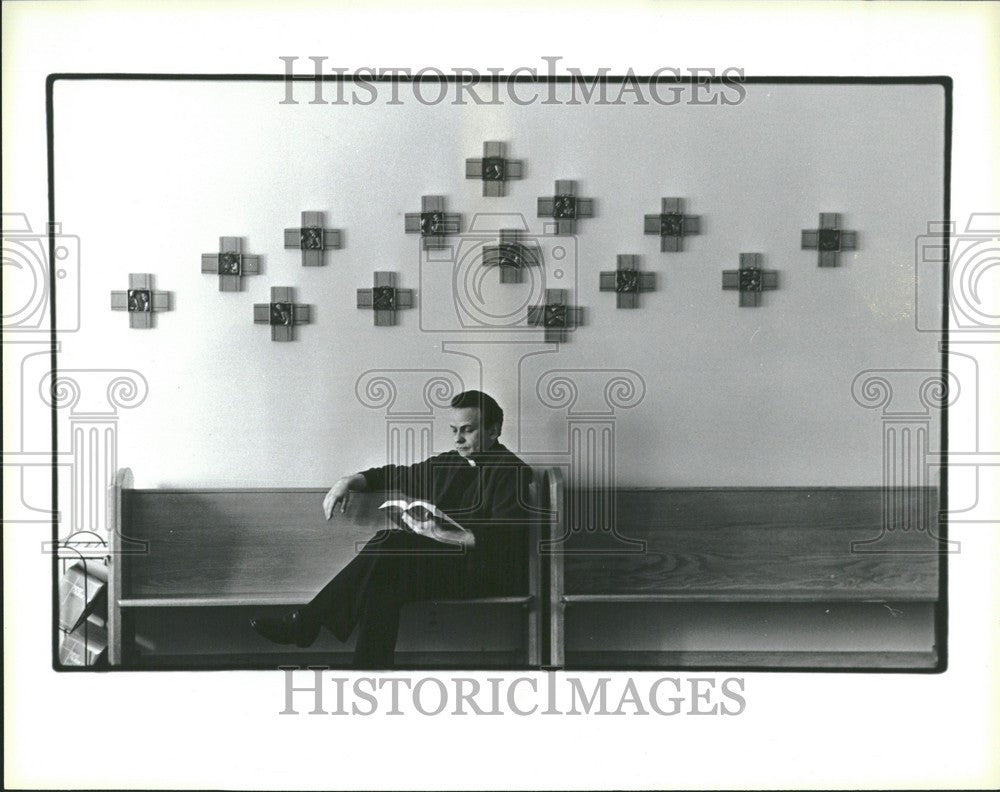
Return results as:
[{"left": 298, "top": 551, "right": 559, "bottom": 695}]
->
[{"left": 46, "top": 72, "right": 952, "bottom": 674}]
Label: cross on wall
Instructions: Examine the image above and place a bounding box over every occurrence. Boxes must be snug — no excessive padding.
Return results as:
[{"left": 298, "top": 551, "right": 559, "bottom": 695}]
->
[
  {"left": 201, "top": 237, "right": 261, "bottom": 292},
  {"left": 801, "top": 212, "right": 858, "bottom": 267},
  {"left": 482, "top": 229, "right": 542, "bottom": 284},
  {"left": 357, "top": 271, "right": 415, "bottom": 326},
  {"left": 526, "top": 288, "right": 583, "bottom": 343},
  {"left": 722, "top": 253, "right": 779, "bottom": 307},
  {"left": 537, "top": 180, "right": 595, "bottom": 235},
  {"left": 599, "top": 255, "right": 656, "bottom": 309},
  {"left": 404, "top": 196, "right": 462, "bottom": 249},
  {"left": 253, "top": 286, "right": 311, "bottom": 342},
  {"left": 465, "top": 141, "right": 524, "bottom": 197},
  {"left": 644, "top": 197, "right": 701, "bottom": 252},
  {"left": 284, "top": 211, "right": 343, "bottom": 266},
  {"left": 110, "top": 274, "right": 171, "bottom": 328}
]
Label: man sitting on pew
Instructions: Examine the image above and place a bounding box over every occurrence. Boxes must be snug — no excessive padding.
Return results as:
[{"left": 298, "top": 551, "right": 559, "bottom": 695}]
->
[{"left": 250, "top": 390, "right": 532, "bottom": 668}]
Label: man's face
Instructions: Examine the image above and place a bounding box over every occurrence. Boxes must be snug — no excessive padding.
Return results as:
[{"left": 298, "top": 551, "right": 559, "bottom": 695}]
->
[{"left": 449, "top": 406, "right": 498, "bottom": 458}]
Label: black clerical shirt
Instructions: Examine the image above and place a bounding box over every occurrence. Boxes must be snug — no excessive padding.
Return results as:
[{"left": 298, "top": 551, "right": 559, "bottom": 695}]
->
[{"left": 358, "top": 442, "right": 532, "bottom": 594}]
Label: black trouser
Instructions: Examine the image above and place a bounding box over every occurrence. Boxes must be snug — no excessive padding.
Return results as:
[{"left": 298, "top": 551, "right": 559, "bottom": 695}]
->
[{"left": 299, "top": 530, "right": 468, "bottom": 668}]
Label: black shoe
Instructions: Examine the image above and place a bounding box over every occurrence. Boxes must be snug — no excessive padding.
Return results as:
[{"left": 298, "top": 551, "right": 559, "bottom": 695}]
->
[{"left": 250, "top": 610, "right": 320, "bottom": 648}]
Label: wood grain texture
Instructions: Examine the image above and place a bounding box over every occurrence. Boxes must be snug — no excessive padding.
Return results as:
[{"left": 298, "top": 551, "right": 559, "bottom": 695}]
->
[
  {"left": 119, "top": 595, "right": 532, "bottom": 608},
  {"left": 548, "top": 468, "right": 567, "bottom": 667},
  {"left": 561, "top": 488, "right": 940, "bottom": 601},
  {"left": 106, "top": 468, "right": 132, "bottom": 665},
  {"left": 562, "top": 592, "right": 929, "bottom": 603},
  {"left": 525, "top": 468, "right": 545, "bottom": 666},
  {"left": 564, "top": 650, "right": 939, "bottom": 670},
  {"left": 136, "top": 651, "right": 526, "bottom": 670},
  {"left": 122, "top": 489, "right": 389, "bottom": 599},
  {"left": 119, "top": 474, "right": 550, "bottom": 618}
]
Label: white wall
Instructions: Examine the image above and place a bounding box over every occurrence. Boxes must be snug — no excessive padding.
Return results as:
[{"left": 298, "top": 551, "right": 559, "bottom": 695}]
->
[{"left": 52, "top": 79, "right": 945, "bottom": 487}]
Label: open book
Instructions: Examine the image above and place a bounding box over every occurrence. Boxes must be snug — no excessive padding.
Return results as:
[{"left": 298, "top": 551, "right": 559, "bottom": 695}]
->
[{"left": 379, "top": 500, "right": 476, "bottom": 549}]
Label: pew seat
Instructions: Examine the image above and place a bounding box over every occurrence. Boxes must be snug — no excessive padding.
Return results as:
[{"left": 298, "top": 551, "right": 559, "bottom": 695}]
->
[{"left": 107, "top": 467, "right": 559, "bottom": 669}]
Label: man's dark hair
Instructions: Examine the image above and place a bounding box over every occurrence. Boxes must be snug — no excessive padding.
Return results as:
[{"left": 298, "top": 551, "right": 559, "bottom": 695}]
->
[{"left": 450, "top": 390, "right": 503, "bottom": 434}]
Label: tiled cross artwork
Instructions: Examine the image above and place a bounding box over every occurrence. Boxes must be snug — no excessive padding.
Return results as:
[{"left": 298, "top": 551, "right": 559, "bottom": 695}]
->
[
  {"left": 253, "top": 286, "right": 311, "bottom": 342},
  {"left": 404, "top": 196, "right": 461, "bottom": 249},
  {"left": 201, "top": 237, "right": 261, "bottom": 292},
  {"left": 599, "top": 254, "right": 656, "bottom": 309},
  {"left": 482, "top": 229, "right": 542, "bottom": 284},
  {"left": 526, "top": 288, "right": 582, "bottom": 343},
  {"left": 537, "top": 180, "right": 595, "bottom": 235},
  {"left": 644, "top": 197, "right": 701, "bottom": 252},
  {"left": 110, "top": 273, "right": 171, "bottom": 328},
  {"left": 801, "top": 213, "right": 858, "bottom": 267},
  {"left": 284, "top": 211, "right": 343, "bottom": 266},
  {"left": 357, "top": 271, "right": 415, "bottom": 327},
  {"left": 722, "top": 253, "right": 779, "bottom": 307},
  {"left": 465, "top": 141, "right": 524, "bottom": 197}
]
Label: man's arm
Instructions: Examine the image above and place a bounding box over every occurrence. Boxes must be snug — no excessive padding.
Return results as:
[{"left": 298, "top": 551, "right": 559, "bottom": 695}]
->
[
  {"left": 323, "top": 456, "right": 444, "bottom": 520},
  {"left": 356, "top": 457, "right": 442, "bottom": 503},
  {"left": 322, "top": 473, "right": 367, "bottom": 519}
]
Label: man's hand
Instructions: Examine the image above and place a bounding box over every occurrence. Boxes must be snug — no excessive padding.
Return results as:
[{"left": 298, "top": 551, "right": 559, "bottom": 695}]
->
[{"left": 323, "top": 474, "right": 365, "bottom": 520}]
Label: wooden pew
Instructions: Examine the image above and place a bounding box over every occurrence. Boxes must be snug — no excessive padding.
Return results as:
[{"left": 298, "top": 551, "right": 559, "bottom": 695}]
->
[
  {"left": 107, "top": 467, "right": 560, "bottom": 669},
  {"left": 547, "top": 487, "right": 942, "bottom": 670}
]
